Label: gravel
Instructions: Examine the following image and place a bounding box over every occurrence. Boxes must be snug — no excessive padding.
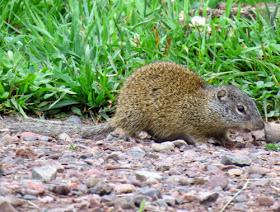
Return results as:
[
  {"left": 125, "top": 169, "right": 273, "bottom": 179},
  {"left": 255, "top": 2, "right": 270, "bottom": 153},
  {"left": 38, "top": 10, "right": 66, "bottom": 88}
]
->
[{"left": 1, "top": 127, "right": 279, "bottom": 211}]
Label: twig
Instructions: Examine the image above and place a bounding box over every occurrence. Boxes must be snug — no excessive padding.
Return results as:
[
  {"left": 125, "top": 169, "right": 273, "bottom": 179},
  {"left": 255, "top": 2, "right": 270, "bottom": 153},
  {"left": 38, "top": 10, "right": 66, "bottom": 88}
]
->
[
  {"left": 27, "top": 200, "right": 41, "bottom": 210},
  {"left": 220, "top": 179, "right": 249, "bottom": 212},
  {"left": 220, "top": 177, "right": 280, "bottom": 211}
]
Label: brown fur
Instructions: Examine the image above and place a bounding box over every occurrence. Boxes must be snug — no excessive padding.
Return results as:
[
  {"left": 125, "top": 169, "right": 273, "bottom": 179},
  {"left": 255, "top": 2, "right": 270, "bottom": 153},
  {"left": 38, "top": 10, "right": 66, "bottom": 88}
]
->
[{"left": 112, "top": 61, "right": 264, "bottom": 144}]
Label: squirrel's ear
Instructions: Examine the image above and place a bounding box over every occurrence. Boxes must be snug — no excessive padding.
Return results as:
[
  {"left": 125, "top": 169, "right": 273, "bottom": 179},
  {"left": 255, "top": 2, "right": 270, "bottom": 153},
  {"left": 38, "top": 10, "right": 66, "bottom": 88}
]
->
[{"left": 217, "top": 89, "right": 227, "bottom": 102}]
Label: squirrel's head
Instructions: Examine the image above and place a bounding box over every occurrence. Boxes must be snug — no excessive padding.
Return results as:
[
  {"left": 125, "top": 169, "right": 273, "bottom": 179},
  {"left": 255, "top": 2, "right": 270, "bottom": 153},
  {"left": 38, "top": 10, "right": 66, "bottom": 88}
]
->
[{"left": 211, "top": 85, "right": 264, "bottom": 130}]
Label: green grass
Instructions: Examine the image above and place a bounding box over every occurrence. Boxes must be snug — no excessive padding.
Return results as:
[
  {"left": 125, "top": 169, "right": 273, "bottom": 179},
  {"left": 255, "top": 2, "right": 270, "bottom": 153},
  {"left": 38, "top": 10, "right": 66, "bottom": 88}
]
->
[
  {"left": 0, "top": 0, "right": 279, "bottom": 121},
  {"left": 265, "top": 143, "right": 280, "bottom": 151}
]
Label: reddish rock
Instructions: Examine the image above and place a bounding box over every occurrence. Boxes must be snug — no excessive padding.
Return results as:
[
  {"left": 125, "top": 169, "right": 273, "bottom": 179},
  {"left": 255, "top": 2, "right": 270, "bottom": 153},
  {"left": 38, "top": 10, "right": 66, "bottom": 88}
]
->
[
  {"left": 20, "top": 132, "right": 47, "bottom": 140},
  {"left": 206, "top": 175, "right": 228, "bottom": 189},
  {"left": 16, "top": 147, "right": 37, "bottom": 159},
  {"left": 114, "top": 184, "right": 134, "bottom": 194},
  {"left": 258, "top": 195, "right": 274, "bottom": 206},
  {"left": 85, "top": 169, "right": 104, "bottom": 177},
  {"left": 271, "top": 200, "right": 280, "bottom": 211},
  {"left": 28, "top": 182, "right": 45, "bottom": 193},
  {"left": 0, "top": 199, "right": 17, "bottom": 212},
  {"left": 249, "top": 166, "right": 269, "bottom": 175}
]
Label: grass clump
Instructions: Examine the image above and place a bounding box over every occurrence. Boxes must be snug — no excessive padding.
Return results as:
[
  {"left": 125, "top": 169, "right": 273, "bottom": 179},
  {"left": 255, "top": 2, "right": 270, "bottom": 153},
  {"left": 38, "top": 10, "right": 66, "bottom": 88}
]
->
[
  {"left": 265, "top": 143, "right": 280, "bottom": 151},
  {"left": 0, "top": 0, "right": 279, "bottom": 121}
]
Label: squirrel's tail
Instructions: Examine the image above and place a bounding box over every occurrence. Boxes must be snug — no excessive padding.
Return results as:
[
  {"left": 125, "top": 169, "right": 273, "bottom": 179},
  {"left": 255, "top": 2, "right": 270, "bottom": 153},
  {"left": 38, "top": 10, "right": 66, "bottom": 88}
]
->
[
  {"left": 0, "top": 116, "right": 115, "bottom": 138},
  {"left": 80, "top": 122, "right": 115, "bottom": 138}
]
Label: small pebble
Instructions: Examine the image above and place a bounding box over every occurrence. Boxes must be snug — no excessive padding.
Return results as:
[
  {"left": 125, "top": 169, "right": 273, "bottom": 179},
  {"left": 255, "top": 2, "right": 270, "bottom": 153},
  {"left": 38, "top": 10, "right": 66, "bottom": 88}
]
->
[
  {"left": 23, "top": 194, "right": 37, "bottom": 200},
  {"left": 172, "top": 140, "right": 188, "bottom": 148},
  {"left": 135, "top": 171, "right": 162, "bottom": 182},
  {"left": 141, "top": 188, "right": 162, "bottom": 199},
  {"left": 199, "top": 192, "right": 219, "bottom": 206},
  {"left": 114, "top": 184, "right": 134, "bottom": 194},
  {"left": 228, "top": 168, "right": 243, "bottom": 176},
  {"left": 151, "top": 142, "right": 175, "bottom": 152},
  {"left": 32, "top": 166, "right": 57, "bottom": 182}
]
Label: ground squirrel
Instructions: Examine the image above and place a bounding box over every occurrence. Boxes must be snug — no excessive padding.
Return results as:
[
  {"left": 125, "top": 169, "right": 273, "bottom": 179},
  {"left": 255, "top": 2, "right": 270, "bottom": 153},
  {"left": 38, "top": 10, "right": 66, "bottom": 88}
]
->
[{"left": 1, "top": 61, "right": 264, "bottom": 144}]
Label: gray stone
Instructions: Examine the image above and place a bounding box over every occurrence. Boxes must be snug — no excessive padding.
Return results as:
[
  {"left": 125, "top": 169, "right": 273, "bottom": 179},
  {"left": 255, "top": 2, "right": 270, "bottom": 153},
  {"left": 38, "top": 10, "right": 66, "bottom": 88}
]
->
[
  {"left": 75, "top": 144, "right": 88, "bottom": 149},
  {"left": 135, "top": 171, "right": 162, "bottom": 182},
  {"left": 180, "top": 145, "right": 194, "bottom": 151},
  {"left": 106, "top": 152, "right": 122, "bottom": 161},
  {"left": 133, "top": 195, "right": 151, "bottom": 207},
  {"left": 145, "top": 153, "right": 159, "bottom": 159},
  {"left": 194, "top": 157, "right": 206, "bottom": 163},
  {"left": 88, "top": 182, "right": 113, "bottom": 196},
  {"left": 42, "top": 160, "right": 64, "bottom": 173},
  {"left": 151, "top": 142, "right": 175, "bottom": 152},
  {"left": 0, "top": 188, "right": 6, "bottom": 196},
  {"left": 23, "top": 136, "right": 38, "bottom": 142},
  {"left": 232, "top": 203, "right": 249, "bottom": 211},
  {"left": 199, "top": 192, "right": 219, "bottom": 206},
  {"left": 249, "top": 174, "right": 262, "bottom": 179},
  {"left": 116, "top": 198, "right": 135, "bottom": 210},
  {"left": 76, "top": 183, "right": 88, "bottom": 194},
  {"left": 220, "top": 153, "right": 252, "bottom": 166},
  {"left": 74, "top": 137, "right": 84, "bottom": 142},
  {"left": 41, "top": 135, "right": 49, "bottom": 141},
  {"left": 32, "top": 166, "right": 57, "bottom": 182},
  {"left": 127, "top": 147, "right": 146, "bottom": 158},
  {"left": 156, "top": 199, "right": 168, "bottom": 208},
  {"left": 62, "top": 152, "right": 76, "bottom": 158},
  {"left": 65, "top": 115, "right": 83, "bottom": 124},
  {"left": 101, "top": 193, "right": 117, "bottom": 205},
  {"left": 162, "top": 195, "right": 176, "bottom": 206},
  {"left": 234, "top": 194, "right": 248, "bottom": 202},
  {"left": 206, "top": 165, "right": 220, "bottom": 173},
  {"left": 23, "top": 194, "right": 37, "bottom": 200},
  {"left": 141, "top": 188, "right": 162, "bottom": 199}
]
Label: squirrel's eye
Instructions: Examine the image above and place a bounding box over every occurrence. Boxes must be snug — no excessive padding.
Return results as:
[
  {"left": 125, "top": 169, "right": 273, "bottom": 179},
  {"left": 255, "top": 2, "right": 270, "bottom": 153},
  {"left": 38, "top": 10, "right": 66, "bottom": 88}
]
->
[{"left": 237, "top": 105, "right": 245, "bottom": 112}]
